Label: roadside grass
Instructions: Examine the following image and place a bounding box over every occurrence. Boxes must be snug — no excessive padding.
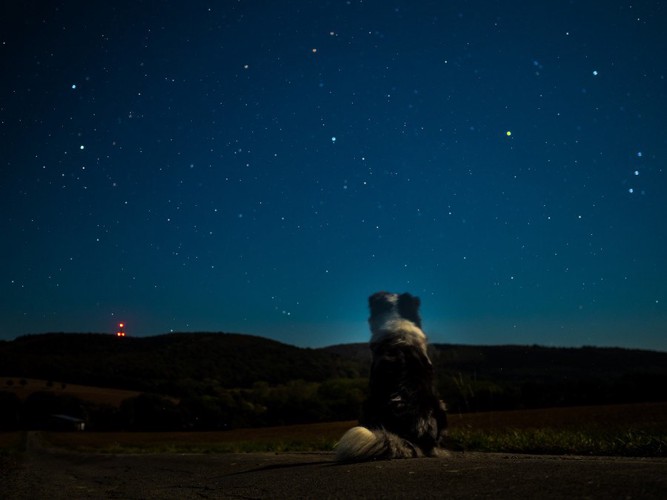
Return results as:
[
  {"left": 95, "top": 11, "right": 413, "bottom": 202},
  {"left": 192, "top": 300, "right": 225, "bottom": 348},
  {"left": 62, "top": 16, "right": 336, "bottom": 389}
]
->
[
  {"left": 447, "top": 427, "right": 666, "bottom": 457},
  {"left": 46, "top": 435, "right": 339, "bottom": 455},
  {"left": 446, "top": 402, "right": 667, "bottom": 457},
  {"left": 39, "top": 402, "right": 667, "bottom": 457},
  {"left": 42, "top": 421, "right": 350, "bottom": 455}
]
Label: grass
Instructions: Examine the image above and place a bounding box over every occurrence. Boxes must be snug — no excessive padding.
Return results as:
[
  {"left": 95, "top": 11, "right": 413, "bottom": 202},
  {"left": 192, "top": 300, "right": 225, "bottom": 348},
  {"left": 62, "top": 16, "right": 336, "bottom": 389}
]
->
[
  {"left": 446, "top": 402, "right": 667, "bottom": 457},
  {"left": 448, "top": 427, "right": 666, "bottom": 457},
  {"left": 19, "top": 402, "right": 667, "bottom": 458}
]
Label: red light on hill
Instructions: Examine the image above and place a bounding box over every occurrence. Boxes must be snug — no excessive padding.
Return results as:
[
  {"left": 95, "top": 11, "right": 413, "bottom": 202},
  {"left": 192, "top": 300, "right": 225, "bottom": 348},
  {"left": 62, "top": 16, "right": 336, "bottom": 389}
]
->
[{"left": 116, "top": 322, "right": 126, "bottom": 337}]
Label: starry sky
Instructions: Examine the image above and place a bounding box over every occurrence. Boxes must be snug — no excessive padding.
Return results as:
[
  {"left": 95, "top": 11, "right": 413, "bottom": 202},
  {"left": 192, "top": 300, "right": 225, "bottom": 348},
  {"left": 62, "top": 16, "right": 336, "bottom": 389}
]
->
[{"left": 2, "top": 1, "right": 666, "bottom": 351}]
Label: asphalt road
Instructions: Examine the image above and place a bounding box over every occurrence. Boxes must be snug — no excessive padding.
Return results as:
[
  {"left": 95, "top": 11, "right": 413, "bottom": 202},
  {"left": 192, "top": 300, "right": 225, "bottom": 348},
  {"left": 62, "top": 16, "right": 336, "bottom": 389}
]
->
[{"left": 2, "top": 439, "right": 666, "bottom": 499}]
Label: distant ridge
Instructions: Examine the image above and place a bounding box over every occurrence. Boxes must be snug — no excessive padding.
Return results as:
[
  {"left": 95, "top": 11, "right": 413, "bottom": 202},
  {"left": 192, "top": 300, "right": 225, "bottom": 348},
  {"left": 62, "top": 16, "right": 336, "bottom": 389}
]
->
[
  {"left": 0, "top": 332, "right": 362, "bottom": 394},
  {"left": 2, "top": 332, "right": 666, "bottom": 412}
]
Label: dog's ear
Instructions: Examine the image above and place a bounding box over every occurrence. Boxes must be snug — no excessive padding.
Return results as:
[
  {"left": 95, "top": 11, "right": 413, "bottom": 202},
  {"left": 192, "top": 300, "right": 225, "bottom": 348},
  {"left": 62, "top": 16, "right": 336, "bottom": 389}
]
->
[
  {"left": 397, "top": 293, "right": 422, "bottom": 327},
  {"left": 368, "top": 291, "right": 392, "bottom": 316}
]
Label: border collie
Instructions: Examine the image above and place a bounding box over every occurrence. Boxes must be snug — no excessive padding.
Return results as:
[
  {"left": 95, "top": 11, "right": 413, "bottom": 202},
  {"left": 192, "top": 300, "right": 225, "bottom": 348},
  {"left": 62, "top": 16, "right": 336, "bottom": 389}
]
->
[{"left": 335, "top": 291, "right": 448, "bottom": 462}]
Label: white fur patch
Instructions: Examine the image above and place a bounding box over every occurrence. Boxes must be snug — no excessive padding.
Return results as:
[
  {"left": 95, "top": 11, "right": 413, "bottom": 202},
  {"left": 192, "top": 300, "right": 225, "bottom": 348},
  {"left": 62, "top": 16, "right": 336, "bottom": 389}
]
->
[
  {"left": 335, "top": 426, "right": 378, "bottom": 462},
  {"left": 370, "top": 316, "right": 427, "bottom": 354}
]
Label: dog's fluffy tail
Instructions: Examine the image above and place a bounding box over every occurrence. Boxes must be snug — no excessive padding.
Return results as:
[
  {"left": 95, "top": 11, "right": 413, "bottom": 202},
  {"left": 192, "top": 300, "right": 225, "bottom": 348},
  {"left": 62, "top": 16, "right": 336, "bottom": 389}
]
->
[{"left": 335, "top": 426, "right": 420, "bottom": 462}]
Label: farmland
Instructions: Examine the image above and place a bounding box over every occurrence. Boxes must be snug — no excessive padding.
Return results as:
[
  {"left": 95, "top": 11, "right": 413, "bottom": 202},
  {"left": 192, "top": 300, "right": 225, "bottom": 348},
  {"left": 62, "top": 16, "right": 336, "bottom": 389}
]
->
[{"left": 0, "top": 377, "right": 141, "bottom": 406}]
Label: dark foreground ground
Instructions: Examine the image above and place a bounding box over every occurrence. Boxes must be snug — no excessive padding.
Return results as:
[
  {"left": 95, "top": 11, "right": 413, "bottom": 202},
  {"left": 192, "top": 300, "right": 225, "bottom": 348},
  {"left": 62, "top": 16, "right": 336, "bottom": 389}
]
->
[{"left": 2, "top": 436, "right": 666, "bottom": 499}]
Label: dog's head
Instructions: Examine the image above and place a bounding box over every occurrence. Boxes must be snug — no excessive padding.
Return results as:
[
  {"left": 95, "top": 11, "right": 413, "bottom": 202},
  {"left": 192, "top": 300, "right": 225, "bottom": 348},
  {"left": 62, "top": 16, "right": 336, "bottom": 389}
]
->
[{"left": 368, "top": 291, "right": 422, "bottom": 329}]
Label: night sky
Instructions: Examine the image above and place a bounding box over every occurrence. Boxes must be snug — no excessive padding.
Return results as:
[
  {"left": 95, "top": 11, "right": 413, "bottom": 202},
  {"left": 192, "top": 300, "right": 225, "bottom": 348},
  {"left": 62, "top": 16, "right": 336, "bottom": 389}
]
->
[{"left": 2, "top": 1, "right": 666, "bottom": 350}]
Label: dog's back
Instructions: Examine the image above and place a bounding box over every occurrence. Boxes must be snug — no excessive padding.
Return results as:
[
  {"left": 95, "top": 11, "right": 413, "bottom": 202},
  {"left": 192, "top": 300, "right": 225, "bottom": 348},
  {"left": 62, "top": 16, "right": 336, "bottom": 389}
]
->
[
  {"left": 335, "top": 292, "right": 447, "bottom": 462},
  {"left": 361, "top": 338, "right": 447, "bottom": 456}
]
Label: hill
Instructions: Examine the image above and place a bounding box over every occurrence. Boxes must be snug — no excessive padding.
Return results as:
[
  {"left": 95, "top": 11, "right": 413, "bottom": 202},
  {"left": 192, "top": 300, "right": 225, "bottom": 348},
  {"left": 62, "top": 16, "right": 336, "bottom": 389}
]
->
[
  {"left": 0, "top": 332, "right": 362, "bottom": 396},
  {"left": 0, "top": 332, "right": 367, "bottom": 430},
  {"left": 324, "top": 342, "right": 667, "bottom": 411},
  {"left": 1, "top": 332, "right": 666, "bottom": 430}
]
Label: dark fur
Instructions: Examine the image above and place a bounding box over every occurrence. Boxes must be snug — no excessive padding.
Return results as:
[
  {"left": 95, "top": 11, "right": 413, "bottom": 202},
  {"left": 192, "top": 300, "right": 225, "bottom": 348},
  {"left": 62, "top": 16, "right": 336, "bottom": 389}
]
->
[{"left": 335, "top": 292, "right": 447, "bottom": 462}]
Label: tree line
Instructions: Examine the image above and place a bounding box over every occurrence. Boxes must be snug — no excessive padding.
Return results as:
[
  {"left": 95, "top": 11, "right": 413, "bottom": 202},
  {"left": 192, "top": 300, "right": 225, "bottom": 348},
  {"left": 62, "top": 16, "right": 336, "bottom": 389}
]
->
[{"left": 0, "top": 377, "right": 367, "bottom": 431}]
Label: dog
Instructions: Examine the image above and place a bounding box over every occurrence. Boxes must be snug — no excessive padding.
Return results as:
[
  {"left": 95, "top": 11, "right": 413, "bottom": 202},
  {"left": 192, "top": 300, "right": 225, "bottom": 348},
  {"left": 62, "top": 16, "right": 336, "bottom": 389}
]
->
[{"left": 335, "top": 291, "right": 448, "bottom": 462}]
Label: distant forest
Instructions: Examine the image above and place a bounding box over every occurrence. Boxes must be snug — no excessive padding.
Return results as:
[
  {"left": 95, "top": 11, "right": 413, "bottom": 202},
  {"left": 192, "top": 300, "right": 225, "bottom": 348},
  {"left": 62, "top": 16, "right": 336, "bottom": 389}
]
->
[{"left": 1, "top": 332, "right": 666, "bottom": 431}]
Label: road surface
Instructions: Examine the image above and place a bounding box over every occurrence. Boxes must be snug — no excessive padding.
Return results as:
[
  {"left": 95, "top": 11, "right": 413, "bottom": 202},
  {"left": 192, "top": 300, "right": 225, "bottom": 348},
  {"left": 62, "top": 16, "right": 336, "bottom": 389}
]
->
[{"left": 1, "top": 434, "right": 665, "bottom": 499}]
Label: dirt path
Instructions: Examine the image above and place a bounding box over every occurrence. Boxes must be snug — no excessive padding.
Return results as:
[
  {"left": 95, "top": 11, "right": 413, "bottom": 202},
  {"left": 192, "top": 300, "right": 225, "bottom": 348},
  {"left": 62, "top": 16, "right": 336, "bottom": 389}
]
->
[{"left": 2, "top": 433, "right": 666, "bottom": 499}]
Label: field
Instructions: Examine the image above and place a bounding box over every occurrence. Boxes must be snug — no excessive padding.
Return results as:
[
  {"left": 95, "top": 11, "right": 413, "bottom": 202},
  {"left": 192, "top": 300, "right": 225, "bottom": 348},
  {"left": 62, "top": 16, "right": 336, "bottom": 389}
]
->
[
  {"left": 0, "top": 377, "right": 141, "bottom": 406},
  {"left": 11, "top": 401, "right": 665, "bottom": 457}
]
